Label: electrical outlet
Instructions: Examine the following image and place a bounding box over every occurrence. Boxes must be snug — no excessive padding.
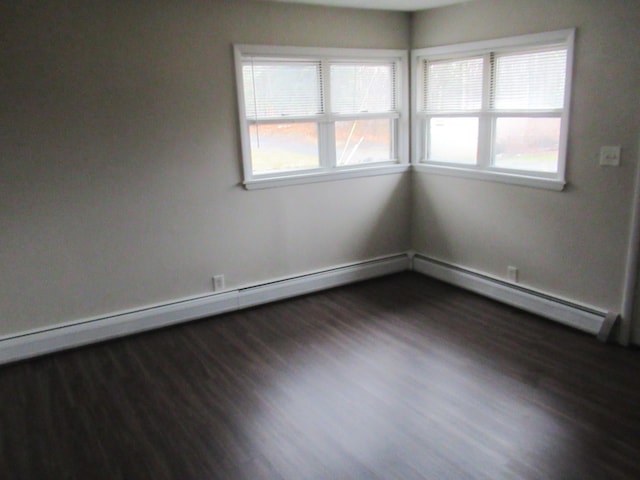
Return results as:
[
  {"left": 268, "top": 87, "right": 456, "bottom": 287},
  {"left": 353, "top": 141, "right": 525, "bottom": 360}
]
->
[
  {"left": 213, "top": 275, "right": 225, "bottom": 292},
  {"left": 507, "top": 266, "right": 518, "bottom": 283},
  {"left": 599, "top": 145, "right": 621, "bottom": 166}
]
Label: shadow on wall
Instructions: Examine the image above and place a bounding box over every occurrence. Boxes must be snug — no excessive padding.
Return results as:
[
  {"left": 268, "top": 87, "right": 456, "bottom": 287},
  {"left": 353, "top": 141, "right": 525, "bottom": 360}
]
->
[
  {"left": 361, "top": 173, "right": 412, "bottom": 261},
  {"left": 410, "top": 172, "right": 454, "bottom": 264},
  {"left": 285, "top": 173, "right": 413, "bottom": 273},
  {"left": 409, "top": 170, "right": 593, "bottom": 294}
]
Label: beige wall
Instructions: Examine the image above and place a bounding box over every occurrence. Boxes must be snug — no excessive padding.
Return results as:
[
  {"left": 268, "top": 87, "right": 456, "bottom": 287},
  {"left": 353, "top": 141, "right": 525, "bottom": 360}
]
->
[
  {"left": 411, "top": 0, "right": 640, "bottom": 341},
  {"left": 0, "top": 0, "right": 411, "bottom": 336},
  {"left": 2, "top": 0, "right": 639, "bottom": 345}
]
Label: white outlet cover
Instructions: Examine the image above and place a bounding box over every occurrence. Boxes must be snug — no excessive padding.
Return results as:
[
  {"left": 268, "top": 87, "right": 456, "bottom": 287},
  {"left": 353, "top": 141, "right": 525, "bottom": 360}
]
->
[
  {"left": 213, "top": 275, "right": 225, "bottom": 291},
  {"left": 599, "top": 145, "right": 621, "bottom": 166}
]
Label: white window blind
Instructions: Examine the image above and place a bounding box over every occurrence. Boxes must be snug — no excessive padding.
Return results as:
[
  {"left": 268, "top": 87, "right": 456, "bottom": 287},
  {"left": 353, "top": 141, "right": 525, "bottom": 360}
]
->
[
  {"left": 235, "top": 45, "right": 409, "bottom": 188},
  {"left": 242, "top": 60, "right": 323, "bottom": 120},
  {"left": 413, "top": 29, "right": 575, "bottom": 190},
  {"left": 423, "top": 57, "right": 483, "bottom": 112},
  {"left": 492, "top": 49, "right": 567, "bottom": 110},
  {"left": 330, "top": 63, "right": 396, "bottom": 114}
]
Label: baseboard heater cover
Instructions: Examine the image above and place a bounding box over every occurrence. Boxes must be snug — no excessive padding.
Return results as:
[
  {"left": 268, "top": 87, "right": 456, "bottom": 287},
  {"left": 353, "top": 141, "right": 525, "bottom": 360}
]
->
[
  {"left": 412, "top": 255, "right": 607, "bottom": 335},
  {"left": 238, "top": 254, "right": 409, "bottom": 308},
  {"left": 0, "top": 254, "right": 409, "bottom": 365}
]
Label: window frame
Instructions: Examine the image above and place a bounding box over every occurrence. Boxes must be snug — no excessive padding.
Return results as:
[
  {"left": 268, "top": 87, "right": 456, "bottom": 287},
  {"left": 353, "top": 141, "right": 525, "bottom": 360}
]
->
[
  {"left": 234, "top": 44, "right": 410, "bottom": 190},
  {"left": 411, "top": 29, "right": 575, "bottom": 191}
]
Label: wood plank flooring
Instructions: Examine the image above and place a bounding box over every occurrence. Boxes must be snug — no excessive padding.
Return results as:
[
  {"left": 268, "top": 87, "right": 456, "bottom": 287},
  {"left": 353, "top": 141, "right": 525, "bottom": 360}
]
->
[{"left": 1, "top": 272, "right": 639, "bottom": 479}]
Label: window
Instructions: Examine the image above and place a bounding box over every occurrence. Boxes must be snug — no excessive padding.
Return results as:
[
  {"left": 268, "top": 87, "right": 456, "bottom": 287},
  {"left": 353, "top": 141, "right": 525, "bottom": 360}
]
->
[
  {"left": 412, "top": 29, "right": 574, "bottom": 190},
  {"left": 234, "top": 45, "right": 409, "bottom": 189}
]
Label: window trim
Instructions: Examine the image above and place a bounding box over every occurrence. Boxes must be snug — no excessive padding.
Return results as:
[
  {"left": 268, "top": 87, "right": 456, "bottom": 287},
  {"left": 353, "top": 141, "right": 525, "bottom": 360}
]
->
[
  {"left": 234, "top": 45, "right": 410, "bottom": 190},
  {"left": 411, "top": 29, "right": 575, "bottom": 191}
]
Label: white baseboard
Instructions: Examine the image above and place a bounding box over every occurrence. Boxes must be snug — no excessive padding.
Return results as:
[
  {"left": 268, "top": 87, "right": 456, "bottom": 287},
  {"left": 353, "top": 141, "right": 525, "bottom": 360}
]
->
[
  {"left": 1, "top": 252, "right": 613, "bottom": 365},
  {"left": 413, "top": 255, "right": 607, "bottom": 335},
  {"left": 0, "top": 292, "right": 241, "bottom": 366},
  {"left": 238, "top": 255, "right": 409, "bottom": 308},
  {"left": 0, "top": 254, "right": 410, "bottom": 365}
]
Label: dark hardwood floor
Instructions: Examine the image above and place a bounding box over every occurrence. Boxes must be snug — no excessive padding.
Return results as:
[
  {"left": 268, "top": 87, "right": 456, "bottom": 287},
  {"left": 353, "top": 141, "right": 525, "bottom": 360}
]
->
[{"left": 1, "top": 272, "right": 639, "bottom": 479}]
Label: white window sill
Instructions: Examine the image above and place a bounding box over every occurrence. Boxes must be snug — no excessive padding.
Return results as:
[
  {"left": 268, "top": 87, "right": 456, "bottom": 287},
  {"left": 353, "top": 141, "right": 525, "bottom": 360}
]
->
[
  {"left": 243, "top": 164, "right": 411, "bottom": 190},
  {"left": 412, "top": 163, "right": 566, "bottom": 191}
]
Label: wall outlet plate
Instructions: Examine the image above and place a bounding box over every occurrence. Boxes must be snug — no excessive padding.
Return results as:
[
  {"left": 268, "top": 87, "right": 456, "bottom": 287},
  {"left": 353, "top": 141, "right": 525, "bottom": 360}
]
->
[
  {"left": 213, "top": 275, "right": 225, "bottom": 292},
  {"left": 599, "top": 145, "right": 621, "bottom": 166}
]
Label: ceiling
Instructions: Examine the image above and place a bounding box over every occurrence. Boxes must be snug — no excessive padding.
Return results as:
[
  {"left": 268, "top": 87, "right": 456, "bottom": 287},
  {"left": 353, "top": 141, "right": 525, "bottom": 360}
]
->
[{"left": 260, "top": 0, "right": 471, "bottom": 12}]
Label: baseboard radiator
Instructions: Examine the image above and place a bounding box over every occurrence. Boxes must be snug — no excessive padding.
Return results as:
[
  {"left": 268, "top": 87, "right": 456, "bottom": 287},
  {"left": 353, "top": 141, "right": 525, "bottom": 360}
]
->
[
  {"left": 0, "top": 254, "right": 410, "bottom": 365},
  {"left": 0, "top": 252, "right": 615, "bottom": 365},
  {"left": 412, "top": 254, "right": 608, "bottom": 336}
]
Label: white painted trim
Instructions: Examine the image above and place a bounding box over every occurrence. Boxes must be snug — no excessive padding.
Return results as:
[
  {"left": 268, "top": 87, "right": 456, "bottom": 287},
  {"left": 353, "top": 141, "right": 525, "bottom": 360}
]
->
[
  {"left": 2, "top": 250, "right": 617, "bottom": 365},
  {"left": 0, "top": 292, "right": 240, "bottom": 366},
  {"left": 239, "top": 254, "right": 409, "bottom": 308},
  {"left": 244, "top": 164, "right": 410, "bottom": 190},
  {"left": 0, "top": 254, "right": 410, "bottom": 365},
  {"left": 412, "top": 29, "right": 575, "bottom": 59},
  {"left": 234, "top": 44, "right": 410, "bottom": 188},
  {"left": 411, "top": 29, "right": 574, "bottom": 190},
  {"left": 235, "top": 44, "right": 409, "bottom": 60},
  {"left": 621, "top": 132, "right": 640, "bottom": 346},
  {"left": 412, "top": 255, "right": 606, "bottom": 334},
  {"left": 412, "top": 164, "right": 566, "bottom": 191}
]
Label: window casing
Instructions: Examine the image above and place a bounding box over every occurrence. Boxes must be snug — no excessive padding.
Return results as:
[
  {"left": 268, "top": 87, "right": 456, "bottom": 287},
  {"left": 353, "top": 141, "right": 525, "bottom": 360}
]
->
[
  {"left": 234, "top": 45, "right": 409, "bottom": 189},
  {"left": 412, "top": 29, "right": 575, "bottom": 191}
]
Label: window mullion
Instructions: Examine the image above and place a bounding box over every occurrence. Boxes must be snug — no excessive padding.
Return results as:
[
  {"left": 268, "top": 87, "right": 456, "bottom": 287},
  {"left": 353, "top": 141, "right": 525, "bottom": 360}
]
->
[
  {"left": 422, "top": 115, "right": 430, "bottom": 162},
  {"left": 318, "top": 122, "right": 334, "bottom": 170},
  {"left": 477, "top": 53, "right": 494, "bottom": 168},
  {"left": 390, "top": 118, "right": 397, "bottom": 160},
  {"left": 320, "top": 58, "right": 335, "bottom": 169}
]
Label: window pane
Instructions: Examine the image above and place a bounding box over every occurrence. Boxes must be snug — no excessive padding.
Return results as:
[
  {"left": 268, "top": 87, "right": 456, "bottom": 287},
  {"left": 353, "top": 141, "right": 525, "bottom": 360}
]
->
[
  {"left": 249, "top": 123, "right": 319, "bottom": 174},
  {"left": 331, "top": 63, "right": 395, "bottom": 114},
  {"left": 242, "top": 61, "right": 322, "bottom": 119},
  {"left": 336, "top": 119, "right": 393, "bottom": 166},
  {"left": 493, "top": 49, "right": 567, "bottom": 110},
  {"left": 428, "top": 117, "right": 478, "bottom": 164},
  {"left": 425, "top": 57, "right": 483, "bottom": 112},
  {"left": 493, "top": 117, "right": 561, "bottom": 172}
]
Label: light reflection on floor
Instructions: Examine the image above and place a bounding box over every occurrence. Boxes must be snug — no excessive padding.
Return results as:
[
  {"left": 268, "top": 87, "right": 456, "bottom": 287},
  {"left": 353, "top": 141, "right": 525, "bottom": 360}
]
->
[{"left": 243, "top": 328, "right": 581, "bottom": 479}]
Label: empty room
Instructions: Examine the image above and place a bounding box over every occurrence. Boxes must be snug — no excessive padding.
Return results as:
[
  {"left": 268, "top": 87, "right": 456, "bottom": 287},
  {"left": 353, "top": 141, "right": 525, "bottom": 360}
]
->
[{"left": 1, "top": 0, "right": 640, "bottom": 478}]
